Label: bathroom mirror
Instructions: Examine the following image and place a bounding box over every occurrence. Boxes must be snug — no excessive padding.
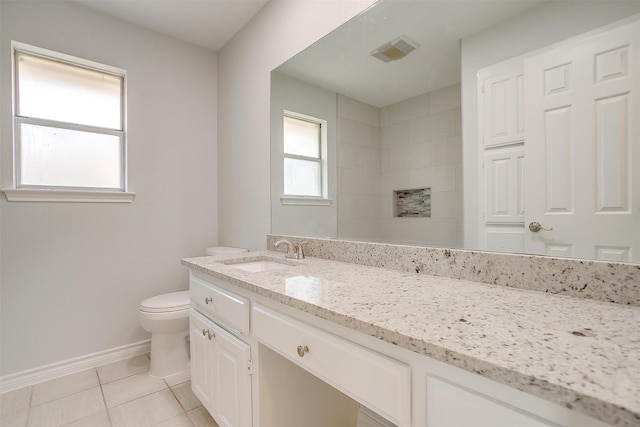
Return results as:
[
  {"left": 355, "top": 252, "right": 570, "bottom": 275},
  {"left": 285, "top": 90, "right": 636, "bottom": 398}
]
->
[{"left": 270, "top": 0, "right": 640, "bottom": 263}]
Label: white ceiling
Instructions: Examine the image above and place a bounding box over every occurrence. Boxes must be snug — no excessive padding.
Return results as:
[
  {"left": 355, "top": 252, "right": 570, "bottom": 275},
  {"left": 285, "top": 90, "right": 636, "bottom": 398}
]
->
[{"left": 74, "top": 0, "right": 270, "bottom": 52}]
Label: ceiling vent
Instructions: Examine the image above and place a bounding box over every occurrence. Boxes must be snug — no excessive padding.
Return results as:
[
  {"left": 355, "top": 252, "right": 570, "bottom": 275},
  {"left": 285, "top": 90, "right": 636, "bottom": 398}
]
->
[{"left": 370, "top": 35, "right": 419, "bottom": 63}]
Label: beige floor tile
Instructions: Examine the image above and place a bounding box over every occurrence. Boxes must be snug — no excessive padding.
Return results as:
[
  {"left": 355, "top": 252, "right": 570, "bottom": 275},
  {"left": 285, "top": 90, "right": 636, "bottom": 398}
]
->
[
  {"left": 0, "top": 408, "right": 29, "bottom": 427},
  {"left": 31, "top": 370, "right": 99, "bottom": 407},
  {"left": 108, "top": 389, "right": 183, "bottom": 427},
  {"left": 186, "top": 406, "right": 219, "bottom": 427},
  {"left": 27, "top": 387, "right": 105, "bottom": 427},
  {"left": 102, "top": 372, "right": 167, "bottom": 408},
  {"left": 63, "top": 410, "right": 111, "bottom": 427},
  {"left": 170, "top": 382, "right": 201, "bottom": 412},
  {"left": 153, "top": 413, "right": 194, "bottom": 427},
  {"left": 0, "top": 386, "right": 32, "bottom": 418},
  {"left": 97, "top": 354, "right": 150, "bottom": 385},
  {"left": 164, "top": 370, "right": 190, "bottom": 388}
]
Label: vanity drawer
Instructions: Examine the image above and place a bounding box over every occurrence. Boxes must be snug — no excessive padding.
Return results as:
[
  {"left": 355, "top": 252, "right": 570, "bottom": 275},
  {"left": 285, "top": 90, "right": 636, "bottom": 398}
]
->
[
  {"left": 190, "top": 274, "right": 250, "bottom": 335},
  {"left": 253, "top": 304, "right": 410, "bottom": 427}
]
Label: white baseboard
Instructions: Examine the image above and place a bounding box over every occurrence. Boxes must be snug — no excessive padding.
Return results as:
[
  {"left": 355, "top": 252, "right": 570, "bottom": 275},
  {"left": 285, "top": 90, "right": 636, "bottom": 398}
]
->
[{"left": 0, "top": 340, "right": 151, "bottom": 393}]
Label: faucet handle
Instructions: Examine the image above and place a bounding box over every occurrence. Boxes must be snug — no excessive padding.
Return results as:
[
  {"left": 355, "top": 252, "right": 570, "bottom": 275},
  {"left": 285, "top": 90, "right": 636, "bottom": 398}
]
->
[
  {"left": 297, "top": 241, "right": 308, "bottom": 259},
  {"left": 275, "top": 239, "right": 296, "bottom": 258}
]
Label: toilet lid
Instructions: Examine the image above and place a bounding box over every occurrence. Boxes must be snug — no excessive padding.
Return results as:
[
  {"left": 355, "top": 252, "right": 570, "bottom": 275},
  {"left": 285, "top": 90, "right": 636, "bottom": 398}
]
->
[{"left": 140, "top": 291, "right": 190, "bottom": 313}]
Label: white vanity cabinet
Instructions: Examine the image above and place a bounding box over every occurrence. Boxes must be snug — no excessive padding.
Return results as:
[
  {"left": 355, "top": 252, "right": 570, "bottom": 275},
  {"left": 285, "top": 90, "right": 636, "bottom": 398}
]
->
[
  {"left": 189, "top": 279, "right": 252, "bottom": 427},
  {"left": 187, "top": 269, "right": 614, "bottom": 427}
]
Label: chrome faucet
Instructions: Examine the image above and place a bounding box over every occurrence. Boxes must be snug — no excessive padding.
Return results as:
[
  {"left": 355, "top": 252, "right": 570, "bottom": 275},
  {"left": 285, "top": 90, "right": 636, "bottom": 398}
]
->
[{"left": 274, "top": 239, "right": 307, "bottom": 260}]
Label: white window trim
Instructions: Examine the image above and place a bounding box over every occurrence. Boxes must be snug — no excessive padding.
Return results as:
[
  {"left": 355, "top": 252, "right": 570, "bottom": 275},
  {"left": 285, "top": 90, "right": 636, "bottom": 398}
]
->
[
  {"left": 280, "top": 196, "right": 333, "bottom": 206},
  {"left": 7, "top": 41, "right": 130, "bottom": 202},
  {"left": 282, "top": 110, "right": 330, "bottom": 203},
  {"left": 2, "top": 188, "right": 135, "bottom": 203}
]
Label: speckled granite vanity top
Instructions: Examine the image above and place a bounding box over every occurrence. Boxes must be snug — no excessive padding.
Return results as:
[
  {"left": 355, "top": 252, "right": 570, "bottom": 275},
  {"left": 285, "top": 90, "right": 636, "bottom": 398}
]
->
[{"left": 182, "top": 251, "right": 640, "bottom": 426}]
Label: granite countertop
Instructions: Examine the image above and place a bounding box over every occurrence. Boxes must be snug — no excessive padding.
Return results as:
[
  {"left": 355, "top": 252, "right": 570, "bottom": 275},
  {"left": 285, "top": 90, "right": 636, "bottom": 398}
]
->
[{"left": 182, "top": 251, "right": 640, "bottom": 427}]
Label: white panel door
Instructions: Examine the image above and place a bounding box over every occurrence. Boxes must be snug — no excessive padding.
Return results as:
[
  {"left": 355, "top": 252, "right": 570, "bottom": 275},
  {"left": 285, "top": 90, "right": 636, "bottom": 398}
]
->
[
  {"left": 478, "top": 57, "right": 527, "bottom": 252},
  {"left": 524, "top": 18, "right": 639, "bottom": 262}
]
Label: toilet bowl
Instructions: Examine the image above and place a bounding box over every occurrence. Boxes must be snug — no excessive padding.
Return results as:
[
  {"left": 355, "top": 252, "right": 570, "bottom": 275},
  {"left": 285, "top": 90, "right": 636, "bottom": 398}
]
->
[
  {"left": 139, "top": 246, "right": 248, "bottom": 378},
  {"left": 139, "top": 291, "right": 190, "bottom": 377}
]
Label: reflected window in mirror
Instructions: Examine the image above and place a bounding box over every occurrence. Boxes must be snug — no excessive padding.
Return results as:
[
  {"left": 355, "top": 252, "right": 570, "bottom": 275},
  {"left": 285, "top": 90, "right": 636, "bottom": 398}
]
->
[{"left": 283, "top": 112, "right": 327, "bottom": 198}]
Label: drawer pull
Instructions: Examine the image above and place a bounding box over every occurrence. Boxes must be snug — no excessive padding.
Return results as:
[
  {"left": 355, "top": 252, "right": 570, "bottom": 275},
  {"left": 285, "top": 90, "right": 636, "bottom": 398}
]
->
[
  {"left": 296, "top": 345, "right": 309, "bottom": 357},
  {"left": 204, "top": 297, "right": 213, "bottom": 304},
  {"left": 202, "top": 328, "right": 215, "bottom": 340}
]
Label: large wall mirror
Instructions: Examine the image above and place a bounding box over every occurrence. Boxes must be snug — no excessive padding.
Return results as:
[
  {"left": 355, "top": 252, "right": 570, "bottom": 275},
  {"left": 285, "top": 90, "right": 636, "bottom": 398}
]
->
[{"left": 270, "top": 0, "right": 640, "bottom": 264}]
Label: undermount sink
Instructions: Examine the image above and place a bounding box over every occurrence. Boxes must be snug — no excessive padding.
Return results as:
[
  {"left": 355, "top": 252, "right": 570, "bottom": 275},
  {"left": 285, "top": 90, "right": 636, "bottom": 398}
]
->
[{"left": 224, "top": 257, "right": 295, "bottom": 273}]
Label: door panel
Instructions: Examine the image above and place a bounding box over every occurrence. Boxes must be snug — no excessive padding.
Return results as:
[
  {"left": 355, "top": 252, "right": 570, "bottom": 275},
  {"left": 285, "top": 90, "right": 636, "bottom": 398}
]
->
[{"left": 483, "top": 72, "right": 525, "bottom": 148}]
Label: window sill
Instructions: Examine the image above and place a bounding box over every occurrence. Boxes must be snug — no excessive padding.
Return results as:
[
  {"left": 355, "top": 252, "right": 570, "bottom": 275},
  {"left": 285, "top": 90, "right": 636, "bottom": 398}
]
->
[
  {"left": 280, "top": 196, "right": 332, "bottom": 206},
  {"left": 2, "top": 188, "right": 136, "bottom": 203}
]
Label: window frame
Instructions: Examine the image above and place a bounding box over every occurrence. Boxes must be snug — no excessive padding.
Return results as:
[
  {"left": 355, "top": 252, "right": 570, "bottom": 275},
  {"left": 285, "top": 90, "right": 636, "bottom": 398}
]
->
[
  {"left": 3, "top": 41, "right": 134, "bottom": 203},
  {"left": 282, "top": 110, "right": 329, "bottom": 202}
]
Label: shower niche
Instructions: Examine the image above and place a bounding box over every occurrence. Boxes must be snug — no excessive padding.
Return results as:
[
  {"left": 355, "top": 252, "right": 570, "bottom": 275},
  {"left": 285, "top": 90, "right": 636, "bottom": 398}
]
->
[{"left": 394, "top": 188, "right": 431, "bottom": 218}]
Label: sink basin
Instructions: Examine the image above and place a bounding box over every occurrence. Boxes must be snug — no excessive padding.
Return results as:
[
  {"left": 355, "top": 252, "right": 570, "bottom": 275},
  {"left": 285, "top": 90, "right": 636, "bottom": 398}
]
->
[{"left": 228, "top": 259, "right": 292, "bottom": 273}]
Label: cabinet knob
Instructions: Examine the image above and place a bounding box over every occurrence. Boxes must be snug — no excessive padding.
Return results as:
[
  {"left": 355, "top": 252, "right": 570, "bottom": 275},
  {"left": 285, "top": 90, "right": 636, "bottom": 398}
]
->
[
  {"left": 204, "top": 297, "right": 213, "bottom": 304},
  {"left": 296, "top": 345, "right": 309, "bottom": 357},
  {"left": 207, "top": 331, "right": 215, "bottom": 340},
  {"left": 202, "top": 329, "right": 208, "bottom": 336}
]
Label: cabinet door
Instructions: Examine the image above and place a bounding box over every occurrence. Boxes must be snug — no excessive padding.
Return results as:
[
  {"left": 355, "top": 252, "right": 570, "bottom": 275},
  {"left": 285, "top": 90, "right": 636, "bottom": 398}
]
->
[
  {"left": 191, "top": 308, "right": 252, "bottom": 427},
  {"left": 189, "top": 310, "right": 216, "bottom": 414},
  {"left": 210, "top": 321, "right": 252, "bottom": 427},
  {"left": 427, "top": 376, "right": 552, "bottom": 427}
]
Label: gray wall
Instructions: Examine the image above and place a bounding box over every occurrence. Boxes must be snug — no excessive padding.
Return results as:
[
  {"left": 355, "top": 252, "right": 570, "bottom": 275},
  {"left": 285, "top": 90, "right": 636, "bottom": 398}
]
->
[{"left": 0, "top": 1, "right": 218, "bottom": 376}]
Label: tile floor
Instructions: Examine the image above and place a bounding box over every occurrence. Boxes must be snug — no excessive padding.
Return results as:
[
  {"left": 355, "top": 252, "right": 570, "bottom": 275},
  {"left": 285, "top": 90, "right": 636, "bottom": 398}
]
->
[{"left": 0, "top": 354, "right": 220, "bottom": 427}]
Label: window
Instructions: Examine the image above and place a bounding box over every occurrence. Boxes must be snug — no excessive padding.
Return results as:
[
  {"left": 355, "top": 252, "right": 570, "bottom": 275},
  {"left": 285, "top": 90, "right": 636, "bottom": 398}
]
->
[
  {"left": 283, "top": 112, "right": 327, "bottom": 199},
  {"left": 7, "top": 42, "right": 131, "bottom": 201}
]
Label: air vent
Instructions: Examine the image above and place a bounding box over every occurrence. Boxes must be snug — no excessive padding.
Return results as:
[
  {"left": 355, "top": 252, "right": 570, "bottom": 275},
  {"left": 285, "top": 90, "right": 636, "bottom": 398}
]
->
[{"left": 370, "top": 35, "right": 419, "bottom": 63}]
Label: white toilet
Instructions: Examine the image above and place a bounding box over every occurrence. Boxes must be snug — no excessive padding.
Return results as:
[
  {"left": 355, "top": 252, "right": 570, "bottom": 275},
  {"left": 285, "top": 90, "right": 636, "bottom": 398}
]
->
[{"left": 139, "top": 246, "right": 248, "bottom": 378}]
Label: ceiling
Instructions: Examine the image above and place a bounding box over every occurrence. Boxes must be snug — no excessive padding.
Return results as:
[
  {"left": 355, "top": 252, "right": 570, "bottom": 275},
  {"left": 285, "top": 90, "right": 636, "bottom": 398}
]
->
[
  {"left": 275, "top": 0, "right": 545, "bottom": 107},
  {"left": 74, "top": 0, "right": 270, "bottom": 52},
  {"left": 72, "top": 0, "right": 546, "bottom": 106}
]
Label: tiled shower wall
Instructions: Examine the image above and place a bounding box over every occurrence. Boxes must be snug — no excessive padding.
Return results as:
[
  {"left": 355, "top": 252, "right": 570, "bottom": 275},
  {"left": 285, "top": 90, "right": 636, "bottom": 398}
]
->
[
  {"left": 336, "top": 95, "right": 381, "bottom": 241},
  {"left": 337, "top": 85, "right": 463, "bottom": 247}
]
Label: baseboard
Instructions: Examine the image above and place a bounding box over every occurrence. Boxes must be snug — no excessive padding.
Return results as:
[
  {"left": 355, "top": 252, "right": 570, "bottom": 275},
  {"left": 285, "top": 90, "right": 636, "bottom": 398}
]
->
[{"left": 0, "top": 340, "right": 151, "bottom": 393}]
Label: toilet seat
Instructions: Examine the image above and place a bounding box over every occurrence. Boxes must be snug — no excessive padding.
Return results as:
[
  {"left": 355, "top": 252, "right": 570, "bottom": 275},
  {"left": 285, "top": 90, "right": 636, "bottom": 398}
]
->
[{"left": 139, "top": 291, "right": 190, "bottom": 313}]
